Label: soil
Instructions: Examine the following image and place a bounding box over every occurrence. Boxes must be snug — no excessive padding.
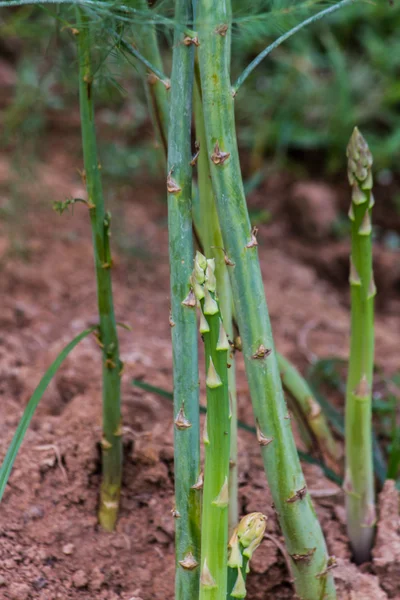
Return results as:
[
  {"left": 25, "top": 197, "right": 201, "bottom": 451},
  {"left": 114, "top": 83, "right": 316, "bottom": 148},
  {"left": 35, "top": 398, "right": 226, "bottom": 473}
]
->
[{"left": 0, "top": 120, "right": 400, "bottom": 598}]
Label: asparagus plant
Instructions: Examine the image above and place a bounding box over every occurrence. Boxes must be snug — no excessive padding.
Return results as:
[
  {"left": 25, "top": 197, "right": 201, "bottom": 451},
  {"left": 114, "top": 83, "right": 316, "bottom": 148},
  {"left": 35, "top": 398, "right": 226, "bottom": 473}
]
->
[
  {"left": 278, "top": 353, "right": 340, "bottom": 462},
  {"left": 193, "top": 75, "right": 238, "bottom": 533},
  {"left": 192, "top": 252, "right": 231, "bottom": 600},
  {"left": 195, "top": 2, "right": 336, "bottom": 597},
  {"left": 227, "top": 512, "right": 267, "bottom": 599},
  {"left": 167, "top": 2, "right": 201, "bottom": 597},
  {"left": 345, "top": 127, "right": 376, "bottom": 564},
  {"left": 75, "top": 8, "right": 123, "bottom": 531}
]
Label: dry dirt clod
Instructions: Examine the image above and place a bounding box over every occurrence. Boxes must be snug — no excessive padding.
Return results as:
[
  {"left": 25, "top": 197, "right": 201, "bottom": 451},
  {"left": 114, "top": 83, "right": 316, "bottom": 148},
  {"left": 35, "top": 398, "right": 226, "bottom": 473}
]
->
[
  {"left": 72, "top": 570, "right": 88, "bottom": 589},
  {"left": 9, "top": 582, "right": 31, "bottom": 600},
  {"left": 372, "top": 479, "right": 400, "bottom": 598},
  {"left": 334, "top": 558, "right": 388, "bottom": 600},
  {"left": 89, "top": 567, "right": 105, "bottom": 591}
]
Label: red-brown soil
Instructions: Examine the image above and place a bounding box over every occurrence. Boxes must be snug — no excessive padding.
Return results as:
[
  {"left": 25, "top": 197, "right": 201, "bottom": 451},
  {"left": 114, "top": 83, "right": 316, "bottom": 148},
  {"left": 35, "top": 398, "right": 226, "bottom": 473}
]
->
[{"left": 0, "top": 129, "right": 399, "bottom": 600}]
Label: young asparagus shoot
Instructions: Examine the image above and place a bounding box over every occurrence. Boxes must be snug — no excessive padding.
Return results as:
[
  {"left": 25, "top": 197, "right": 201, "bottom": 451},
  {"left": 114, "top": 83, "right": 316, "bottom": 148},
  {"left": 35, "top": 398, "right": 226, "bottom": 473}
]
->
[
  {"left": 196, "top": 3, "right": 336, "bottom": 597},
  {"left": 277, "top": 353, "right": 340, "bottom": 462},
  {"left": 345, "top": 127, "right": 376, "bottom": 564},
  {"left": 193, "top": 76, "right": 238, "bottom": 532},
  {"left": 168, "top": 1, "right": 201, "bottom": 598},
  {"left": 75, "top": 8, "right": 123, "bottom": 531},
  {"left": 193, "top": 253, "right": 231, "bottom": 600},
  {"left": 227, "top": 513, "right": 267, "bottom": 599}
]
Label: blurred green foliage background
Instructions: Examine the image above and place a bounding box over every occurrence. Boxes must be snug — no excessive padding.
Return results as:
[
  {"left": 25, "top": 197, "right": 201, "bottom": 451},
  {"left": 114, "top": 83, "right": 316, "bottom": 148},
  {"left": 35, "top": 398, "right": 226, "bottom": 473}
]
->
[{"left": 1, "top": 0, "right": 400, "bottom": 181}]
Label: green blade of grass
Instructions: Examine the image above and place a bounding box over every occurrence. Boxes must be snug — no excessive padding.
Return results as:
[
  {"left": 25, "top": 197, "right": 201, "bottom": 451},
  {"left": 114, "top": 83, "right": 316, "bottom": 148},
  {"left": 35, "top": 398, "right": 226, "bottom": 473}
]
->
[{"left": 0, "top": 326, "right": 97, "bottom": 502}]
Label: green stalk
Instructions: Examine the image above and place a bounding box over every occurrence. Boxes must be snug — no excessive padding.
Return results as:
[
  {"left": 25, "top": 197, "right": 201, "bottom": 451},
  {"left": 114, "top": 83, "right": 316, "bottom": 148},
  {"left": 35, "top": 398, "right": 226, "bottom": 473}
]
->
[
  {"left": 193, "top": 73, "right": 238, "bottom": 533},
  {"left": 129, "top": 0, "right": 170, "bottom": 154},
  {"left": 278, "top": 353, "right": 340, "bottom": 462},
  {"left": 76, "top": 9, "right": 123, "bottom": 531},
  {"left": 76, "top": 11, "right": 123, "bottom": 530},
  {"left": 193, "top": 253, "right": 231, "bottom": 600},
  {"left": 167, "top": 1, "right": 201, "bottom": 597},
  {"left": 196, "top": 3, "right": 336, "bottom": 598},
  {"left": 345, "top": 127, "right": 376, "bottom": 564}
]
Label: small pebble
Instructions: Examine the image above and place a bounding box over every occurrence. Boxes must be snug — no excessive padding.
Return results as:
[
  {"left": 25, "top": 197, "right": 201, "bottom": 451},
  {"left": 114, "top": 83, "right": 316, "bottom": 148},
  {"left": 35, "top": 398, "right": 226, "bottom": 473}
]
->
[
  {"left": 72, "top": 570, "right": 88, "bottom": 589},
  {"left": 62, "top": 543, "right": 75, "bottom": 555},
  {"left": 24, "top": 505, "right": 44, "bottom": 521}
]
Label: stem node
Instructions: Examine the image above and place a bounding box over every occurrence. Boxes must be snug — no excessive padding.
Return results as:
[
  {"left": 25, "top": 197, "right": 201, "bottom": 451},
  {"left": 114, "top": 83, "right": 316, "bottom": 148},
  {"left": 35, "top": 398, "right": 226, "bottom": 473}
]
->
[
  {"left": 179, "top": 552, "right": 199, "bottom": 570},
  {"left": 211, "top": 141, "right": 230, "bottom": 165},
  {"left": 286, "top": 485, "right": 307, "bottom": 503}
]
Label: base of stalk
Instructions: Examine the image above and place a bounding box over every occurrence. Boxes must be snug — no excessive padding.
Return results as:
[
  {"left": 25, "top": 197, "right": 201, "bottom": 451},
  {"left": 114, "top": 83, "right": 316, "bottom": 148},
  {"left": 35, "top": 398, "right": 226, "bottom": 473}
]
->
[
  {"left": 99, "top": 482, "right": 120, "bottom": 532},
  {"left": 350, "top": 534, "right": 374, "bottom": 565},
  {"left": 347, "top": 519, "right": 375, "bottom": 564}
]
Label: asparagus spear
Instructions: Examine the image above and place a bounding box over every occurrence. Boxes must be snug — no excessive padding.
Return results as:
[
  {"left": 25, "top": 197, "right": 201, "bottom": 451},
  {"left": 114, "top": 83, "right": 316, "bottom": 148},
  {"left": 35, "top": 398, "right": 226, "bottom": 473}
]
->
[
  {"left": 193, "top": 253, "right": 231, "bottom": 600},
  {"left": 227, "top": 512, "right": 267, "bottom": 599},
  {"left": 76, "top": 8, "right": 123, "bottom": 531},
  {"left": 195, "top": 3, "right": 336, "bottom": 597},
  {"left": 345, "top": 127, "right": 376, "bottom": 564},
  {"left": 193, "top": 74, "right": 238, "bottom": 533},
  {"left": 167, "top": 2, "right": 201, "bottom": 597}
]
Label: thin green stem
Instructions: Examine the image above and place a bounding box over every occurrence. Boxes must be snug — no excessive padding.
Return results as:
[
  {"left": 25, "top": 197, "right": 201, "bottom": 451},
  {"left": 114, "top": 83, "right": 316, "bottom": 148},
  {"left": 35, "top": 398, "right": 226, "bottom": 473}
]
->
[
  {"left": 193, "top": 71, "right": 238, "bottom": 533},
  {"left": 0, "top": 0, "right": 173, "bottom": 26},
  {"left": 167, "top": 0, "right": 201, "bottom": 597},
  {"left": 122, "top": 0, "right": 170, "bottom": 159},
  {"left": 110, "top": 26, "right": 171, "bottom": 111},
  {"left": 278, "top": 353, "right": 340, "bottom": 462},
  {"left": 123, "top": 0, "right": 170, "bottom": 154},
  {"left": 232, "top": 0, "right": 355, "bottom": 95},
  {"left": 196, "top": 2, "right": 336, "bottom": 597},
  {"left": 345, "top": 127, "right": 375, "bottom": 564},
  {"left": 194, "top": 255, "right": 230, "bottom": 600},
  {"left": 76, "top": 10, "right": 122, "bottom": 531}
]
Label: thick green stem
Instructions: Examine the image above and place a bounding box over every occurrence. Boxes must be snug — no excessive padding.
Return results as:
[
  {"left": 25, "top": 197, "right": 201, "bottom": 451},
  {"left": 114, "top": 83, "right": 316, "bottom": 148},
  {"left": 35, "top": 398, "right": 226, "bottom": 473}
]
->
[
  {"left": 196, "top": 3, "right": 336, "bottom": 598},
  {"left": 193, "top": 74, "right": 238, "bottom": 533},
  {"left": 277, "top": 353, "right": 340, "bottom": 462},
  {"left": 167, "top": 1, "right": 201, "bottom": 597},
  {"left": 129, "top": 0, "right": 170, "bottom": 154},
  {"left": 345, "top": 127, "right": 375, "bottom": 564},
  {"left": 76, "top": 9, "right": 122, "bottom": 531},
  {"left": 194, "top": 255, "right": 230, "bottom": 600}
]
